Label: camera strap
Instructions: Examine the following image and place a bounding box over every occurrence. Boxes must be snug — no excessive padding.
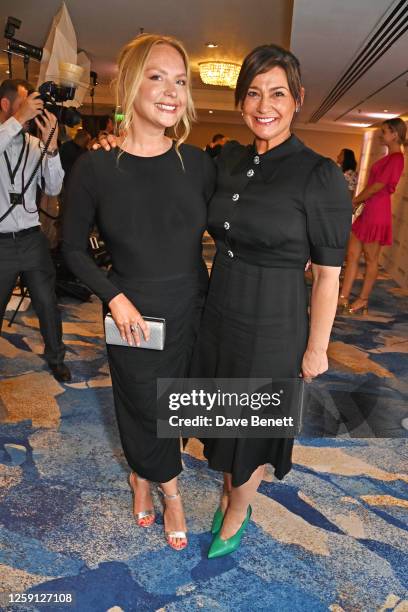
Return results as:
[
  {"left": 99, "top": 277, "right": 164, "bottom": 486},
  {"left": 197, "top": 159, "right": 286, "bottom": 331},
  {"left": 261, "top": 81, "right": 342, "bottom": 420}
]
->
[
  {"left": 3, "top": 132, "right": 26, "bottom": 187},
  {"left": 0, "top": 123, "right": 57, "bottom": 224}
]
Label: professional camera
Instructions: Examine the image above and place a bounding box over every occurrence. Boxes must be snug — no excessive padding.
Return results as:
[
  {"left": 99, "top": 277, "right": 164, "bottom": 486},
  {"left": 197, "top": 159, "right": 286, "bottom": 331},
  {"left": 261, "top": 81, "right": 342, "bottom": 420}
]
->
[{"left": 38, "top": 81, "right": 81, "bottom": 127}]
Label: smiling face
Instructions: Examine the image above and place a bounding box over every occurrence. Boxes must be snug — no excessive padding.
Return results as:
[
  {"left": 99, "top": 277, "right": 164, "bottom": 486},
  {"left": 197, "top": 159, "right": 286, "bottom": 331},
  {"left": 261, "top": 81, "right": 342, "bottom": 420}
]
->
[
  {"left": 241, "top": 65, "right": 301, "bottom": 152},
  {"left": 132, "top": 43, "right": 188, "bottom": 133}
]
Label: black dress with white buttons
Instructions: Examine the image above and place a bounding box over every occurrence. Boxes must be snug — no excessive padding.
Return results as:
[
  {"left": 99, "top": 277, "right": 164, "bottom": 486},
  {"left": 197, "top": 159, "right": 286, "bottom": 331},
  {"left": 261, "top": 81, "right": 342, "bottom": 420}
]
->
[{"left": 191, "top": 135, "right": 351, "bottom": 486}]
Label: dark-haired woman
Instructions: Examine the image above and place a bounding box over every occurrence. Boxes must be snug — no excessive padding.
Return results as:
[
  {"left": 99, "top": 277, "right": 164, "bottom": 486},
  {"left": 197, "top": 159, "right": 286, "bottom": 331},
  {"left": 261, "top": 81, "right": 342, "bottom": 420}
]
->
[
  {"left": 339, "top": 119, "right": 405, "bottom": 314},
  {"left": 191, "top": 44, "right": 352, "bottom": 558},
  {"left": 337, "top": 148, "right": 358, "bottom": 195}
]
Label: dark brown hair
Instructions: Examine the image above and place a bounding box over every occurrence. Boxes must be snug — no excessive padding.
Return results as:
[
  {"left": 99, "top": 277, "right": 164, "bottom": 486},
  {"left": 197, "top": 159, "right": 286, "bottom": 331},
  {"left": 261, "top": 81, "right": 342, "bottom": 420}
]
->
[
  {"left": 383, "top": 117, "right": 407, "bottom": 145},
  {"left": 235, "top": 44, "right": 302, "bottom": 109},
  {"left": 0, "top": 78, "right": 33, "bottom": 103},
  {"left": 341, "top": 149, "right": 357, "bottom": 173}
]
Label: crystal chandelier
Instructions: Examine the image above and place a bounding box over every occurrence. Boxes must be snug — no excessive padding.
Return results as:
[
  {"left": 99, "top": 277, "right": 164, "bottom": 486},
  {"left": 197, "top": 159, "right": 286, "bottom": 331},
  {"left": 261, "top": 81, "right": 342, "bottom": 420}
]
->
[{"left": 198, "top": 61, "right": 241, "bottom": 88}]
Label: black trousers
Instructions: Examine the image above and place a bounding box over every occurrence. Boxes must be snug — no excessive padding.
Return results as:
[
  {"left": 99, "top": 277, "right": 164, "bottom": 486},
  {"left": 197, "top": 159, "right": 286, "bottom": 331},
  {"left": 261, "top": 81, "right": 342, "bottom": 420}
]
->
[{"left": 0, "top": 229, "right": 65, "bottom": 365}]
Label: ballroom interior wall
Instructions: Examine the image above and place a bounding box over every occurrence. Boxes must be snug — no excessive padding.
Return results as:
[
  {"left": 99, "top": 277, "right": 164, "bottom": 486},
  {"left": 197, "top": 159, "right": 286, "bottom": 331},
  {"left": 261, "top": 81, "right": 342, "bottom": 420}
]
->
[
  {"left": 294, "top": 128, "right": 363, "bottom": 163},
  {"left": 187, "top": 121, "right": 364, "bottom": 162}
]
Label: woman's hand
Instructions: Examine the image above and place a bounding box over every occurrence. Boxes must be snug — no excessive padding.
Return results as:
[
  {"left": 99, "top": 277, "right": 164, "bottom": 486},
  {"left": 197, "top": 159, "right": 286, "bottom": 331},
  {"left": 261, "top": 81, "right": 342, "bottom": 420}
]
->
[
  {"left": 92, "top": 133, "right": 120, "bottom": 151},
  {"left": 300, "top": 347, "right": 328, "bottom": 382},
  {"left": 108, "top": 293, "right": 150, "bottom": 346}
]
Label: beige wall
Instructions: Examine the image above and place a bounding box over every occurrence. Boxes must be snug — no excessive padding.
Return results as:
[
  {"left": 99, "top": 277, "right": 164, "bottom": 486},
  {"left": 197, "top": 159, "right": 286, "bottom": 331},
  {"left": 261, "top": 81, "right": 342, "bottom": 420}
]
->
[
  {"left": 187, "top": 121, "right": 364, "bottom": 164},
  {"left": 294, "top": 128, "right": 363, "bottom": 163}
]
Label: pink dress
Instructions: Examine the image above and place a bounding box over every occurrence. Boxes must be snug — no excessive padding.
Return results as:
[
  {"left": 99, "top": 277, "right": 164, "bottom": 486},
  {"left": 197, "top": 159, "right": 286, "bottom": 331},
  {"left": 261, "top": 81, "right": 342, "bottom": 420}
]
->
[{"left": 352, "top": 152, "right": 404, "bottom": 245}]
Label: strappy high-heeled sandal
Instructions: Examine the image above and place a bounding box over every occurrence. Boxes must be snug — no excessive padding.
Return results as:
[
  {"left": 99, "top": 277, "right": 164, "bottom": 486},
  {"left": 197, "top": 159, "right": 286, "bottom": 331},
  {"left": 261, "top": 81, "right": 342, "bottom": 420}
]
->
[
  {"left": 348, "top": 297, "right": 369, "bottom": 315},
  {"left": 337, "top": 294, "right": 349, "bottom": 313},
  {"left": 158, "top": 487, "right": 188, "bottom": 550},
  {"left": 128, "top": 472, "right": 155, "bottom": 527}
]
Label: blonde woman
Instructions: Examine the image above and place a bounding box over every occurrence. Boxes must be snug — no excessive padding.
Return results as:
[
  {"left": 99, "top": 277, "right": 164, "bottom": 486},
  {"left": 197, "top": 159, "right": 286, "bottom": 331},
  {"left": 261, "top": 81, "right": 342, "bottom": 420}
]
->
[
  {"left": 339, "top": 118, "right": 405, "bottom": 314},
  {"left": 62, "top": 34, "right": 215, "bottom": 550}
]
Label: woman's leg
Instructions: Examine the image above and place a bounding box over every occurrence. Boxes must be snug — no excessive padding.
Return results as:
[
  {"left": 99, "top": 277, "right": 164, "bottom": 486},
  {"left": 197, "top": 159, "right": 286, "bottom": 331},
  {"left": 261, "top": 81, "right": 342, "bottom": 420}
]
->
[
  {"left": 360, "top": 241, "right": 382, "bottom": 298},
  {"left": 160, "top": 475, "right": 187, "bottom": 549},
  {"left": 349, "top": 241, "right": 381, "bottom": 309},
  {"left": 220, "top": 473, "right": 232, "bottom": 513},
  {"left": 340, "top": 232, "right": 363, "bottom": 300},
  {"left": 219, "top": 465, "right": 266, "bottom": 539}
]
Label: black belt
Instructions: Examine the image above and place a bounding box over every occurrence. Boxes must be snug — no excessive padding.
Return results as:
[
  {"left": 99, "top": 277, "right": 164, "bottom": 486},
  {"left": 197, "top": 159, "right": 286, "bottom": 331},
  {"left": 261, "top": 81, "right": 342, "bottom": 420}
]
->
[{"left": 0, "top": 226, "right": 41, "bottom": 239}]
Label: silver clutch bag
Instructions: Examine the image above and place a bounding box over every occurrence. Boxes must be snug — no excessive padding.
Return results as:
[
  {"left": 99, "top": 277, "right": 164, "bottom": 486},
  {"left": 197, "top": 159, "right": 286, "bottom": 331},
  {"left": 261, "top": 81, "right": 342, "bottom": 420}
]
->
[{"left": 104, "top": 313, "right": 166, "bottom": 350}]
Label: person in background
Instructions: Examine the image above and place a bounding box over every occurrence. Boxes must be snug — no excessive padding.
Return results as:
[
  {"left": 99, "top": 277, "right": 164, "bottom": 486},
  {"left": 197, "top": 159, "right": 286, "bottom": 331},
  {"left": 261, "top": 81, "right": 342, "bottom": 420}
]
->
[
  {"left": 338, "top": 118, "right": 405, "bottom": 314},
  {"left": 337, "top": 148, "right": 358, "bottom": 195},
  {"left": 0, "top": 79, "right": 70, "bottom": 382},
  {"left": 60, "top": 129, "right": 91, "bottom": 184},
  {"left": 205, "top": 133, "right": 228, "bottom": 159},
  {"left": 98, "top": 115, "right": 115, "bottom": 139}
]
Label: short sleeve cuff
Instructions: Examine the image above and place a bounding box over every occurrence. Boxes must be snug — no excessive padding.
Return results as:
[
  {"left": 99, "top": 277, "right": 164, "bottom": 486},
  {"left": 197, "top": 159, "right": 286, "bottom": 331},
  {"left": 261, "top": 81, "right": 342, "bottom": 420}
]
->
[{"left": 310, "top": 246, "right": 345, "bottom": 266}]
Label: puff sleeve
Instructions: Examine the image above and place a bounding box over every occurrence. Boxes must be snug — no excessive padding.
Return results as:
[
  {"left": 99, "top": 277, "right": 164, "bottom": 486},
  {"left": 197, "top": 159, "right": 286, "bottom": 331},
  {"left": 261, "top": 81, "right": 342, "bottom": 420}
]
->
[
  {"left": 304, "top": 158, "right": 352, "bottom": 266},
  {"left": 377, "top": 153, "right": 404, "bottom": 194}
]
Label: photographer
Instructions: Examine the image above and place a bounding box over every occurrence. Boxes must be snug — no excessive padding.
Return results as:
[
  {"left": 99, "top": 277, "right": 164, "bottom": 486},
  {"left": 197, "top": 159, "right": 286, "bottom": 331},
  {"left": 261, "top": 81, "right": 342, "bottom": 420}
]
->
[{"left": 0, "top": 78, "right": 71, "bottom": 382}]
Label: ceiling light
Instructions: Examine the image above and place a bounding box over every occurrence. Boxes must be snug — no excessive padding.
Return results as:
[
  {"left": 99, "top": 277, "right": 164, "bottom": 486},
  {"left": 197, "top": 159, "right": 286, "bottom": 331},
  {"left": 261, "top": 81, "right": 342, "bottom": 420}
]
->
[
  {"left": 365, "top": 112, "right": 398, "bottom": 120},
  {"left": 208, "top": 110, "right": 214, "bottom": 114},
  {"left": 199, "top": 61, "right": 241, "bottom": 88},
  {"left": 383, "top": 109, "right": 388, "bottom": 112},
  {"left": 342, "top": 122, "right": 372, "bottom": 128},
  {"left": 205, "top": 42, "right": 218, "bottom": 48}
]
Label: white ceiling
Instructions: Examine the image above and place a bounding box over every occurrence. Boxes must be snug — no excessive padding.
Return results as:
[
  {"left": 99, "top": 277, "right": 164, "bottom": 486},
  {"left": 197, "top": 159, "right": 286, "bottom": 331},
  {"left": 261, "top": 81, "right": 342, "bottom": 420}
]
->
[
  {"left": 291, "top": 0, "right": 408, "bottom": 131},
  {"left": 0, "top": 0, "right": 406, "bottom": 133}
]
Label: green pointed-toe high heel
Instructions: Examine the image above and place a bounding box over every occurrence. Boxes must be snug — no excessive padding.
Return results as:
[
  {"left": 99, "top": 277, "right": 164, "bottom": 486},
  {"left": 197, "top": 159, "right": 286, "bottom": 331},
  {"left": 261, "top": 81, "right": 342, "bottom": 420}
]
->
[
  {"left": 208, "top": 505, "right": 252, "bottom": 559},
  {"left": 211, "top": 506, "right": 224, "bottom": 535}
]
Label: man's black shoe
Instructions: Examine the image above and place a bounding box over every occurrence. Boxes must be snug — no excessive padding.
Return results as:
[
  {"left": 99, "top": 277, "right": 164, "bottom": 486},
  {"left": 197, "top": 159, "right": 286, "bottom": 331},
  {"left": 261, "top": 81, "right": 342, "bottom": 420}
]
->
[{"left": 49, "top": 363, "right": 72, "bottom": 383}]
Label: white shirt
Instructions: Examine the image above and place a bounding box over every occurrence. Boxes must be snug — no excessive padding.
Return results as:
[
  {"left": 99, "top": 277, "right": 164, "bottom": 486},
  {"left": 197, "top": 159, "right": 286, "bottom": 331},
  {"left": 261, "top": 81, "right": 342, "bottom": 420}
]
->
[{"left": 0, "top": 116, "right": 64, "bottom": 233}]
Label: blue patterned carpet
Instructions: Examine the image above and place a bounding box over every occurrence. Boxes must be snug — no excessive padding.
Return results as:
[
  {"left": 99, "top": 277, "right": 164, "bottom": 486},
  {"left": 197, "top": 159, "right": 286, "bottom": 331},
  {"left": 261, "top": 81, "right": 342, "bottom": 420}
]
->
[{"left": 1, "top": 258, "right": 408, "bottom": 612}]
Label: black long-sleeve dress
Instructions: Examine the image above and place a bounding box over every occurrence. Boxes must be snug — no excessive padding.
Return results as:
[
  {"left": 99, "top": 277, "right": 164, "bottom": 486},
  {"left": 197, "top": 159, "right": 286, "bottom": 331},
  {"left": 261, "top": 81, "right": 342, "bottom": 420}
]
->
[
  {"left": 191, "top": 135, "right": 352, "bottom": 487},
  {"left": 63, "top": 143, "right": 215, "bottom": 482}
]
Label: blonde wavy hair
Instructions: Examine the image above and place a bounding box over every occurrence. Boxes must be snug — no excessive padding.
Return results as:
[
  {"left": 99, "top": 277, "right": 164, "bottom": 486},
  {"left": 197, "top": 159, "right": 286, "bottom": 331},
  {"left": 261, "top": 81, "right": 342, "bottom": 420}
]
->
[{"left": 114, "top": 33, "right": 196, "bottom": 162}]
